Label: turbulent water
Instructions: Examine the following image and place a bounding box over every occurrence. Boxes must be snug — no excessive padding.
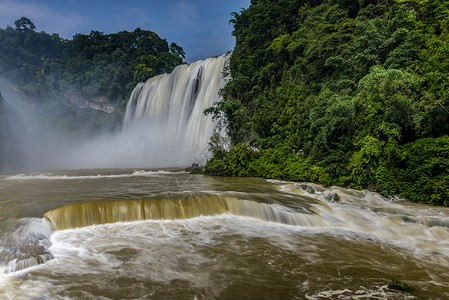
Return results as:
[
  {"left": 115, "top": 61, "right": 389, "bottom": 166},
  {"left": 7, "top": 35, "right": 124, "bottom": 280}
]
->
[{"left": 1, "top": 170, "right": 449, "bottom": 299}]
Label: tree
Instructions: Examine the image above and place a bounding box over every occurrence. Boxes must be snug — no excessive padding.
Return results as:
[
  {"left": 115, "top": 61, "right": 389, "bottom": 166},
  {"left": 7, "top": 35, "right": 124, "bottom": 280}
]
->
[
  {"left": 0, "top": 20, "right": 185, "bottom": 135},
  {"left": 170, "top": 42, "right": 185, "bottom": 59},
  {"left": 14, "top": 17, "right": 36, "bottom": 32}
]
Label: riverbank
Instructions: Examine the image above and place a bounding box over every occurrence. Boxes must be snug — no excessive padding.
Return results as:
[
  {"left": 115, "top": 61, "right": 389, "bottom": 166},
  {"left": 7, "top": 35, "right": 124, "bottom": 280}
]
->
[{"left": 202, "top": 137, "right": 449, "bottom": 207}]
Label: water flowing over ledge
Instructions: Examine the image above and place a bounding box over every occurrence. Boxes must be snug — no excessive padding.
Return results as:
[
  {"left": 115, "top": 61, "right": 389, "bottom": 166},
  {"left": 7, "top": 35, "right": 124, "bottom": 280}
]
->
[
  {"left": 2, "top": 193, "right": 323, "bottom": 273},
  {"left": 122, "top": 55, "right": 228, "bottom": 166},
  {"left": 0, "top": 55, "right": 228, "bottom": 171},
  {"left": 44, "top": 195, "right": 323, "bottom": 230}
]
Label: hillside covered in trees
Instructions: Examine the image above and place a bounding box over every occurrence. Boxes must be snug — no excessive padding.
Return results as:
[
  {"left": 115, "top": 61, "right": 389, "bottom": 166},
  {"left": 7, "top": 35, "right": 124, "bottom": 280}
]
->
[
  {"left": 0, "top": 17, "right": 185, "bottom": 132},
  {"left": 204, "top": 0, "right": 449, "bottom": 206}
]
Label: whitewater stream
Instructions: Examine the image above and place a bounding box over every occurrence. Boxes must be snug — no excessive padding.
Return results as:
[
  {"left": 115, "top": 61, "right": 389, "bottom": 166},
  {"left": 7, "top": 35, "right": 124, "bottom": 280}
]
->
[{"left": 1, "top": 169, "right": 448, "bottom": 299}]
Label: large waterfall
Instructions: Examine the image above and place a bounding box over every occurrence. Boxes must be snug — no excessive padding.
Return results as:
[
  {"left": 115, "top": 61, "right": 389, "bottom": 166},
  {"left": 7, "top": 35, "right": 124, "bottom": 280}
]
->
[
  {"left": 0, "top": 56, "right": 228, "bottom": 171},
  {"left": 122, "top": 55, "right": 228, "bottom": 166}
]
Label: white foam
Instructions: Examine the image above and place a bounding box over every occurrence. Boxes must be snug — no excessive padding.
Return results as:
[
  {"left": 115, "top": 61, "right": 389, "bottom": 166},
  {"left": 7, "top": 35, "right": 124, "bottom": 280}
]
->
[
  {"left": 275, "top": 181, "right": 449, "bottom": 266},
  {"left": 1, "top": 212, "right": 447, "bottom": 298},
  {"left": 5, "top": 170, "right": 182, "bottom": 180}
]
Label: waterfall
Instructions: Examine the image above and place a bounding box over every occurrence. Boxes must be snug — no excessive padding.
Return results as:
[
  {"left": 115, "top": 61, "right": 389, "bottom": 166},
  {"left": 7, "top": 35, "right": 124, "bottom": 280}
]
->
[
  {"left": 44, "top": 196, "right": 323, "bottom": 230},
  {"left": 0, "top": 56, "right": 228, "bottom": 170},
  {"left": 123, "top": 55, "right": 228, "bottom": 165}
]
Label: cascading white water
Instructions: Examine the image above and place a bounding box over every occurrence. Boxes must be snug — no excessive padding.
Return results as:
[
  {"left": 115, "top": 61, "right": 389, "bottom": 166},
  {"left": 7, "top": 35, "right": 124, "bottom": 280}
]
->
[
  {"left": 123, "top": 55, "right": 228, "bottom": 165},
  {"left": 0, "top": 56, "right": 228, "bottom": 171}
]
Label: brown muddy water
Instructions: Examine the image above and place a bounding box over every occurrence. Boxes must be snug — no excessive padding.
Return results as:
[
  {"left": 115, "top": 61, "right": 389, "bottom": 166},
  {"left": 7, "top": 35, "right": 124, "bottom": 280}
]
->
[{"left": 1, "top": 169, "right": 448, "bottom": 299}]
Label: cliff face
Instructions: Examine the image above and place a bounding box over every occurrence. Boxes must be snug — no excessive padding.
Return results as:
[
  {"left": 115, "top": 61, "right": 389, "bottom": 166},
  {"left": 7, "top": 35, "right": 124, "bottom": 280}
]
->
[{"left": 67, "top": 93, "right": 115, "bottom": 113}]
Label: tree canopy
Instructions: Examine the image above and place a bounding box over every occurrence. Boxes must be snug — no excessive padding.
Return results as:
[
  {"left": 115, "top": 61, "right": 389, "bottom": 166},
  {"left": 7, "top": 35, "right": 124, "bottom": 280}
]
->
[
  {"left": 204, "top": 0, "right": 449, "bottom": 206},
  {"left": 0, "top": 18, "right": 185, "bottom": 132},
  {"left": 14, "top": 17, "right": 36, "bottom": 31}
]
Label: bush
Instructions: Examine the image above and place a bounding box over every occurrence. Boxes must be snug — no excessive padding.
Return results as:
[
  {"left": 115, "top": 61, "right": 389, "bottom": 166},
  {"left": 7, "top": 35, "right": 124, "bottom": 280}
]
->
[
  {"left": 398, "top": 135, "right": 449, "bottom": 205},
  {"left": 203, "top": 157, "right": 232, "bottom": 177},
  {"left": 204, "top": 143, "right": 333, "bottom": 186}
]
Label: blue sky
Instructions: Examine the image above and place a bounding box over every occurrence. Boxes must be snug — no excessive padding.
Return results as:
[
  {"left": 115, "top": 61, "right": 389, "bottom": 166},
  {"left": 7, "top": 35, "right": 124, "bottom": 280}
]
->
[{"left": 0, "top": 0, "right": 250, "bottom": 62}]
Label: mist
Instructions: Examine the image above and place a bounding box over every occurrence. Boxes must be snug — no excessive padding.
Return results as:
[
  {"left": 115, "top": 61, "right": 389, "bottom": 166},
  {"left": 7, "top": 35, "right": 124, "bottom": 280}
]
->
[
  {"left": 0, "top": 56, "right": 227, "bottom": 172},
  {"left": 0, "top": 78, "right": 90, "bottom": 171}
]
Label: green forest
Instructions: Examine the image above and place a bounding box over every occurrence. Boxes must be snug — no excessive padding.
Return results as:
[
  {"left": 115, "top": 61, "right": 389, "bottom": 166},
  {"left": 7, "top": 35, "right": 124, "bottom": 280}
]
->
[
  {"left": 2, "top": 1, "right": 449, "bottom": 206},
  {"left": 204, "top": 0, "right": 449, "bottom": 206},
  {"left": 0, "top": 17, "right": 184, "bottom": 132}
]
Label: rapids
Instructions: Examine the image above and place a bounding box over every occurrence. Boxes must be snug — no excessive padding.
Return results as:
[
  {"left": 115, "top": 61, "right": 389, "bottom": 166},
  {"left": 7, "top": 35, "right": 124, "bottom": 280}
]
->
[{"left": 1, "top": 170, "right": 449, "bottom": 299}]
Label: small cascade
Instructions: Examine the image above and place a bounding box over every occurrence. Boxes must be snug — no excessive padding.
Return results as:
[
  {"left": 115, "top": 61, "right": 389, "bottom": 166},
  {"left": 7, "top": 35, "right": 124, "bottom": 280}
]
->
[
  {"left": 123, "top": 55, "right": 228, "bottom": 165},
  {"left": 45, "top": 196, "right": 228, "bottom": 230},
  {"left": 224, "top": 198, "right": 326, "bottom": 227},
  {"left": 44, "top": 195, "right": 325, "bottom": 230}
]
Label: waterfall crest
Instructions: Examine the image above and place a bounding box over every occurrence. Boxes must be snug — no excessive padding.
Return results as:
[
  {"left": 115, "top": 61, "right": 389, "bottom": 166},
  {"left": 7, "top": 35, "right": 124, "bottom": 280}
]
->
[
  {"left": 123, "top": 55, "right": 228, "bottom": 165},
  {"left": 44, "top": 196, "right": 323, "bottom": 230}
]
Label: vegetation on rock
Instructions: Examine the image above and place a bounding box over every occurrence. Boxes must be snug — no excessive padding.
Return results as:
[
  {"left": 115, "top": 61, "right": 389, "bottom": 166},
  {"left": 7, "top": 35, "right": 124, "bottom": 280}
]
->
[{"left": 388, "top": 276, "right": 415, "bottom": 292}]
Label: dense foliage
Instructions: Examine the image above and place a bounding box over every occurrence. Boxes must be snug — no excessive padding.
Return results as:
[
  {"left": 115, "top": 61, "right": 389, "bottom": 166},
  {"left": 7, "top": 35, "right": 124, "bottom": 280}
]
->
[
  {"left": 0, "top": 17, "right": 184, "bottom": 132},
  {"left": 204, "top": 0, "right": 449, "bottom": 206}
]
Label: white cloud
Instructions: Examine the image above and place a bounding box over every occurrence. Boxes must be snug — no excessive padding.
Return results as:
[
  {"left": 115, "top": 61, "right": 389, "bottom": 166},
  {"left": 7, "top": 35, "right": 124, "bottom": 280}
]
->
[{"left": 0, "top": 0, "right": 88, "bottom": 38}]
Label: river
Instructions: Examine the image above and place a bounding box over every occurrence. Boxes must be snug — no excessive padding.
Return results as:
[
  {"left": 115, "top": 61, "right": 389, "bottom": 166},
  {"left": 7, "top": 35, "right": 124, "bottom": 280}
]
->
[{"left": 0, "top": 169, "right": 448, "bottom": 299}]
